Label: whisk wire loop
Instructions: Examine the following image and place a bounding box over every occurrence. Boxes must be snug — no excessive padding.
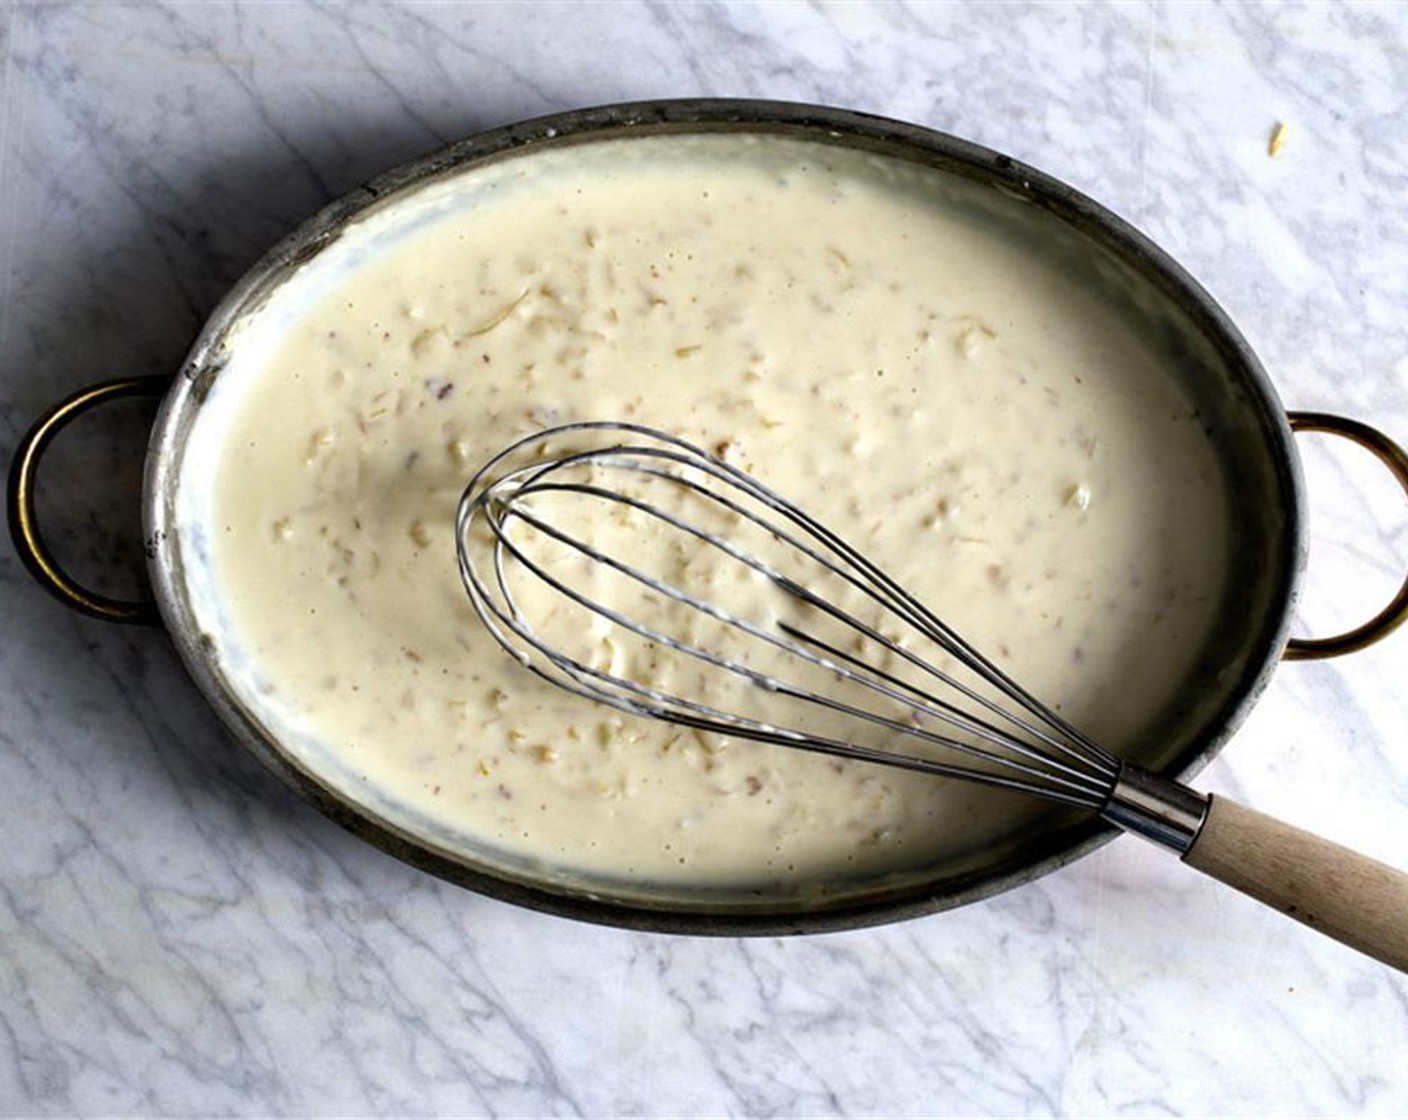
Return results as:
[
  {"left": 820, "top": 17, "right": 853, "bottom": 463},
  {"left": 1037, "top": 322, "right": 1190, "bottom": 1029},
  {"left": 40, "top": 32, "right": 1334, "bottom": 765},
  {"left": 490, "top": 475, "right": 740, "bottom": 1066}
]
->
[{"left": 457, "top": 422, "right": 1120, "bottom": 810}]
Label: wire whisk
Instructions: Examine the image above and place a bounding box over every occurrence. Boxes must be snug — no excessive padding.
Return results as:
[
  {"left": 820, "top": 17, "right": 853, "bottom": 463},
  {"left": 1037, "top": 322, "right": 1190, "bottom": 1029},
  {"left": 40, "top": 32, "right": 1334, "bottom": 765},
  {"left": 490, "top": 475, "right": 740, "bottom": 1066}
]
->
[{"left": 457, "top": 421, "right": 1408, "bottom": 971}]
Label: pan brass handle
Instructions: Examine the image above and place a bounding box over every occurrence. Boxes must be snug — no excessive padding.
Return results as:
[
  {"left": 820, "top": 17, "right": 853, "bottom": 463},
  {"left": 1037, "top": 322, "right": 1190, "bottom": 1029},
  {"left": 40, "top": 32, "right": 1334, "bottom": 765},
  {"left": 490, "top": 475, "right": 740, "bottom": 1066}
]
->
[
  {"left": 7, "top": 376, "right": 169, "bottom": 626},
  {"left": 1285, "top": 411, "right": 1408, "bottom": 660}
]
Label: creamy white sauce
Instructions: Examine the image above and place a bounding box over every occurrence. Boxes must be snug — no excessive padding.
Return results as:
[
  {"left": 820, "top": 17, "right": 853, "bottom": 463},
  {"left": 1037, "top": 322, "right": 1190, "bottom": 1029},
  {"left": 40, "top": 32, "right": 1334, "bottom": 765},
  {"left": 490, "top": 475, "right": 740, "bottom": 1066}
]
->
[{"left": 188, "top": 135, "right": 1229, "bottom": 892}]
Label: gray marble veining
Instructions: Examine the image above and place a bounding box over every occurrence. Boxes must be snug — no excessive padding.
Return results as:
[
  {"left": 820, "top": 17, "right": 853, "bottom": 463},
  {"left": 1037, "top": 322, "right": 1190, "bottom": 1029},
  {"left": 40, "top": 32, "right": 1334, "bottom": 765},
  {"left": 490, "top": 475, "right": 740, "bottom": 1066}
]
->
[{"left": 2, "top": 2, "right": 1406, "bottom": 1115}]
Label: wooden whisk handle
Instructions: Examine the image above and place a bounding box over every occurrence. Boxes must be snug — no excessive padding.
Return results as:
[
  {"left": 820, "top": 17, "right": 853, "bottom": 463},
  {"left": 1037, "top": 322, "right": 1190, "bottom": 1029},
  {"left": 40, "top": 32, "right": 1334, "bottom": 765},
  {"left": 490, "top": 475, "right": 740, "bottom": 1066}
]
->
[{"left": 1182, "top": 795, "right": 1408, "bottom": 972}]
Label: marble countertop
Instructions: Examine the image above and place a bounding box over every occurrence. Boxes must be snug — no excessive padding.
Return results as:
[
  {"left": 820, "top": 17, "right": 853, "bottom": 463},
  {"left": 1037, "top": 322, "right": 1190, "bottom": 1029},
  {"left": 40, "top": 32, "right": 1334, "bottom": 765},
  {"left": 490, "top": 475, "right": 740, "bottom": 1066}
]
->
[{"left": 3, "top": 3, "right": 1406, "bottom": 1115}]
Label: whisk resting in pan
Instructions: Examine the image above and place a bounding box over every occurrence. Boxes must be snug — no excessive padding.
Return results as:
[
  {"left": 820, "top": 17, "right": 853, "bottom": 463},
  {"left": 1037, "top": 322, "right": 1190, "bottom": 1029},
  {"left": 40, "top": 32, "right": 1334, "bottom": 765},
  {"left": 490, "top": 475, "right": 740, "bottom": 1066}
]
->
[{"left": 457, "top": 421, "right": 1408, "bottom": 970}]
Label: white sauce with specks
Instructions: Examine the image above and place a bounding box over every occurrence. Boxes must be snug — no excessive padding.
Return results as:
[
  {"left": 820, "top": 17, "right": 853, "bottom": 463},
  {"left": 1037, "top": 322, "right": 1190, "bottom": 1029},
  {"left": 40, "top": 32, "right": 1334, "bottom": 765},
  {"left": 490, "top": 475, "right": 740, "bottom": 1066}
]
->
[{"left": 186, "top": 136, "right": 1229, "bottom": 891}]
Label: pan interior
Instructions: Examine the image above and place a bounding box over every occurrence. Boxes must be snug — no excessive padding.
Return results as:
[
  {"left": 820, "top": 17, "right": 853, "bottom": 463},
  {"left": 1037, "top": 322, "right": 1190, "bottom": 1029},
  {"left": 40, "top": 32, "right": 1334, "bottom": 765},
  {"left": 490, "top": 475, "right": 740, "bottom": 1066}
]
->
[{"left": 163, "top": 126, "right": 1293, "bottom": 923}]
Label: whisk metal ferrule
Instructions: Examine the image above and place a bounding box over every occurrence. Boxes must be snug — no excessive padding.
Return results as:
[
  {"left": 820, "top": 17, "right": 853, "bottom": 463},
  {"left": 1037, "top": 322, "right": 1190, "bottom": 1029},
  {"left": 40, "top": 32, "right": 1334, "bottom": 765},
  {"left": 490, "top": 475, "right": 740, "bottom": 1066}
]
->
[{"left": 1101, "top": 764, "right": 1209, "bottom": 853}]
